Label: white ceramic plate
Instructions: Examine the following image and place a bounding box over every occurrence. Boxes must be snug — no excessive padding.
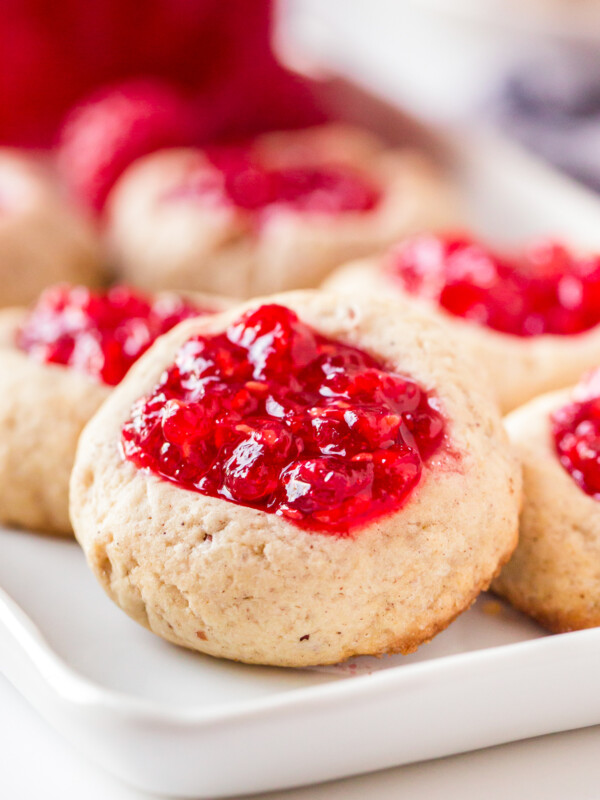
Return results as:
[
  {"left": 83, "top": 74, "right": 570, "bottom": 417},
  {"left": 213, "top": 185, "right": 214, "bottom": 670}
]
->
[{"left": 3, "top": 83, "right": 600, "bottom": 798}]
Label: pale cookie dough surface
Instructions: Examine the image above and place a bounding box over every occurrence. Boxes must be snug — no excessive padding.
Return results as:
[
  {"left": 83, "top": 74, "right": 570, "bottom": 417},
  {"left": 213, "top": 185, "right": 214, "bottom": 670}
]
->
[
  {"left": 107, "top": 124, "right": 458, "bottom": 299},
  {"left": 0, "top": 292, "right": 233, "bottom": 536},
  {"left": 0, "top": 308, "right": 108, "bottom": 535},
  {"left": 324, "top": 259, "right": 600, "bottom": 413},
  {"left": 70, "top": 291, "right": 520, "bottom": 667},
  {"left": 0, "top": 149, "right": 103, "bottom": 307},
  {"left": 493, "top": 388, "right": 600, "bottom": 632}
]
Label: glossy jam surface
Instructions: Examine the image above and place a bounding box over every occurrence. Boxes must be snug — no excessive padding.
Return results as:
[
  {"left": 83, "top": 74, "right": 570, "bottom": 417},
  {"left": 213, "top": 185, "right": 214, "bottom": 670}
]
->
[
  {"left": 389, "top": 234, "right": 600, "bottom": 337},
  {"left": 169, "top": 147, "right": 381, "bottom": 218},
  {"left": 552, "top": 369, "right": 600, "bottom": 499},
  {"left": 18, "top": 285, "right": 203, "bottom": 386},
  {"left": 121, "top": 304, "right": 445, "bottom": 535}
]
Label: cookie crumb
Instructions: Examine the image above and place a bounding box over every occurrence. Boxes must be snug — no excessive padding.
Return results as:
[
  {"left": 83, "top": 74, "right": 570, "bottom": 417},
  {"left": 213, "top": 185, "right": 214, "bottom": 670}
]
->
[{"left": 482, "top": 600, "right": 503, "bottom": 617}]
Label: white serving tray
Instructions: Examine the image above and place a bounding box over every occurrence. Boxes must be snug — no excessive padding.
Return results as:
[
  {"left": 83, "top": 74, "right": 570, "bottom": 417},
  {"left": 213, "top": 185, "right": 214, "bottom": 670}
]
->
[{"left": 3, "top": 82, "right": 600, "bottom": 798}]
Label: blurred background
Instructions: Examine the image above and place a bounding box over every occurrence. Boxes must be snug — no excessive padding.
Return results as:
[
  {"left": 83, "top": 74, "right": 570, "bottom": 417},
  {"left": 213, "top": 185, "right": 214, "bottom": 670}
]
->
[
  {"left": 280, "top": 0, "right": 600, "bottom": 192},
  {"left": 4, "top": 0, "right": 600, "bottom": 195}
]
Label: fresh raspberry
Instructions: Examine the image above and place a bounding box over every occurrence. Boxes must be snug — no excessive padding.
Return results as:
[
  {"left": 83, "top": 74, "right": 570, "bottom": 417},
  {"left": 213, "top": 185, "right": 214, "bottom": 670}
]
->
[{"left": 57, "top": 78, "right": 199, "bottom": 212}]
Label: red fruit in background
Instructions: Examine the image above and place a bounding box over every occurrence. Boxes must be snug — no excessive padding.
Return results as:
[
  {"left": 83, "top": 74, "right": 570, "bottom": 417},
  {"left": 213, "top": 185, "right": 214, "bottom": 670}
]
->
[
  {"left": 57, "top": 79, "right": 199, "bottom": 212},
  {"left": 201, "top": 63, "right": 328, "bottom": 142},
  {"left": 0, "top": 0, "right": 276, "bottom": 147}
]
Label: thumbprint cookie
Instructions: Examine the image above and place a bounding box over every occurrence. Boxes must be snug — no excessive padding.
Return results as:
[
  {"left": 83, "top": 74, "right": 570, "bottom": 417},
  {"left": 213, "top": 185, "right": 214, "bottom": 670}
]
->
[{"left": 70, "top": 291, "right": 520, "bottom": 666}]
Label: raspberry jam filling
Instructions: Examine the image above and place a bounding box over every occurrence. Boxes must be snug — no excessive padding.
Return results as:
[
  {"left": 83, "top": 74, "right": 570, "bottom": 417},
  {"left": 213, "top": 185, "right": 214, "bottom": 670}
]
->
[
  {"left": 389, "top": 234, "right": 600, "bottom": 337},
  {"left": 552, "top": 369, "right": 600, "bottom": 499},
  {"left": 168, "top": 147, "right": 381, "bottom": 217},
  {"left": 17, "top": 285, "right": 204, "bottom": 386},
  {"left": 121, "top": 304, "right": 445, "bottom": 535}
]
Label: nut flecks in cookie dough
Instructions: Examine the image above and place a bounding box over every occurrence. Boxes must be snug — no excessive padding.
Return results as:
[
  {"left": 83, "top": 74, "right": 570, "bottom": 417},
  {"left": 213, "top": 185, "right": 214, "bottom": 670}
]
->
[
  {"left": 17, "top": 284, "right": 207, "bottom": 386},
  {"left": 552, "top": 368, "right": 600, "bottom": 499},
  {"left": 121, "top": 303, "right": 445, "bottom": 535},
  {"left": 388, "top": 233, "right": 600, "bottom": 337},
  {"left": 164, "top": 146, "right": 381, "bottom": 220}
]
